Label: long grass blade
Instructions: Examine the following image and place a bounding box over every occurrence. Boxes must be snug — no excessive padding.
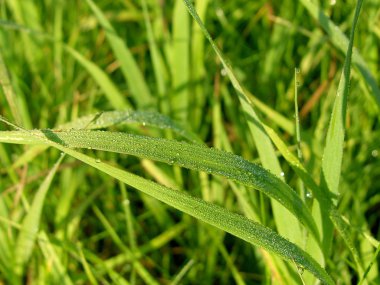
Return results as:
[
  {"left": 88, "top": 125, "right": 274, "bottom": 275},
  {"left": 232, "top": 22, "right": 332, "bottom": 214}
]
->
[
  {"left": 42, "top": 138, "right": 334, "bottom": 284},
  {"left": 321, "top": 0, "right": 364, "bottom": 276},
  {"left": 0, "top": 50, "right": 22, "bottom": 125},
  {"left": 299, "top": 0, "right": 380, "bottom": 108},
  {"left": 170, "top": 0, "right": 190, "bottom": 121},
  {"left": 0, "top": 129, "right": 320, "bottom": 245},
  {"left": 85, "top": 0, "right": 155, "bottom": 109},
  {"left": 60, "top": 110, "right": 201, "bottom": 143},
  {"left": 181, "top": 0, "right": 304, "bottom": 247},
  {"left": 14, "top": 154, "right": 64, "bottom": 276},
  {"left": 321, "top": 0, "right": 363, "bottom": 199},
  {"left": 64, "top": 46, "right": 130, "bottom": 109},
  {"left": 37, "top": 232, "right": 73, "bottom": 285}
]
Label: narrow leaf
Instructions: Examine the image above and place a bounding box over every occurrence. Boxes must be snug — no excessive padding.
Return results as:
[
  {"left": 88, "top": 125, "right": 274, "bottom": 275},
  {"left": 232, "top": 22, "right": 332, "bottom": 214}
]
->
[
  {"left": 14, "top": 154, "right": 64, "bottom": 275},
  {"left": 64, "top": 46, "right": 130, "bottom": 109},
  {"left": 47, "top": 141, "right": 335, "bottom": 285},
  {"left": 299, "top": 0, "right": 380, "bottom": 108},
  {"left": 0, "top": 129, "right": 320, "bottom": 243},
  {"left": 85, "top": 0, "right": 155, "bottom": 109}
]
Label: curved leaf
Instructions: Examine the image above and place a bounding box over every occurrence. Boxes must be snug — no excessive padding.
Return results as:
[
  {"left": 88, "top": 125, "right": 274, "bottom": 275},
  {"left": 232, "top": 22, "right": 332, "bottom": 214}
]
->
[
  {"left": 0, "top": 129, "right": 320, "bottom": 244},
  {"left": 60, "top": 110, "right": 201, "bottom": 143},
  {"left": 49, "top": 136, "right": 334, "bottom": 285}
]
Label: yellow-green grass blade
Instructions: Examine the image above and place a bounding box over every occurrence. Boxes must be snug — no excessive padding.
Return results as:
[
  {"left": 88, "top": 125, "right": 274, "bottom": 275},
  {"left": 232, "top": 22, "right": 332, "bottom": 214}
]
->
[
  {"left": 0, "top": 18, "right": 131, "bottom": 110},
  {"left": 359, "top": 243, "right": 380, "bottom": 285},
  {"left": 0, "top": 124, "right": 334, "bottom": 283},
  {"left": 92, "top": 206, "right": 159, "bottom": 285},
  {"left": 64, "top": 45, "right": 130, "bottom": 109},
  {"left": 329, "top": 210, "right": 366, "bottom": 283},
  {"left": 0, "top": 50, "right": 22, "bottom": 125},
  {"left": 8, "top": 109, "right": 200, "bottom": 183},
  {"left": 182, "top": 0, "right": 303, "bottom": 247},
  {"left": 190, "top": 0, "right": 209, "bottom": 131},
  {"left": 77, "top": 243, "right": 99, "bottom": 285},
  {"left": 60, "top": 110, "right": 201, "bottom": 143},
  {"left": 264, "top": 123, "right": 365, "bottom": 278},
  {"left": 14, "top": 154, "right": 64, "bottom": 276},
  {"left": 37, "top": 232, "right": 73, "bottom": 285},
  {"left": 299, "top": 0, "right": 380, "bottom": 108},
  {"left": 0, "top": 129, "right": 319, "bottom": 245},
  {"left": 0, "top": 19, "right": 130, "bottom": 110},
  {"left": 140, "top": 0, "right": 168, "bottom": 114},
  {"left": 0, "top": 131, "right": 334, "bottom": 284},
  {"left": 171, "top": 259, "right": 196, "bottom": 285},
  {"left": 317, "top": 0, "right": 363, "bottom": 261},
  {"left": 0, "top": 47, "right": 32, "bottom": 129},
  {"left": 189, "top": 0, "right": 210, "bottom": 130},
  {"left": 0, "top": 212, "right": 16, "bottom": 282},
  {"left": 85, "top": 0, "right": 155, "bottom": 110},
  {"left": 263, "top": 125, "right": 326, "bottom": 208},
  {"left": 247, "top": 92, "right": 294, "bottom": 135},
  {"left": 321, "top": 0, "right": 363, "bottom": 197},
  {"left": 170, "top": 0, "right": 190, "bottom": 122},
  {"left": 53, "top": 144, "right": 334, "bottom": 284}
]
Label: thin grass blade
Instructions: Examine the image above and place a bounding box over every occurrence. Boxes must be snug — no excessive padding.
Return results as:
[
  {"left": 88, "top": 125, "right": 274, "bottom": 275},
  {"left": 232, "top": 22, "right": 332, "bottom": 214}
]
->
[
  {"left": 181, "top": 0, "right": 304, "bottom": 246},
  {"left": 321, "top": 0, "right": 363, "bottom": 199},
  {"left": 37, "top": 232, "right": 73, "bottom": 285},
  {"left": 0, "top": 129, "right": 320, "bottom": 245},
  {"left": 85, "top": 0, "right": 155, "bottom": 109},
  {"left": 170, "top": 0, "right": 190, "bottom": 121},
  {"left": 60, "top": 110, "right": 201, "bottom": 143},
  {"left": 64, "top": 46, "right": 130, "bottom": 109},
  {"left": 14, "top": 154, "right": 64, "bottom": 276},
  {"left": 299, "top": 0, "right": 380, "bottom": 108},
  {"left": 48, "top": 140, "right": 334, "bottom": 285},
  {"left": 0, "top": 50, "right": 22, "bottom": 125}
]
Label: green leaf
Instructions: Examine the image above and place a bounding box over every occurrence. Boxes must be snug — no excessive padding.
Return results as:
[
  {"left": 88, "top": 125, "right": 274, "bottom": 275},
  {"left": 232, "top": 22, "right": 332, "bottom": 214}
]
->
[
  {"left": 60, "top": 110, "right": 201, "bottom": 143},
  {"left": 170, "top": 0, "right": 190, "bottom": 121},
  {"left": 299, "top": 0, "right": 380, "bottom": 108},
  {"left": 181, "top": 0, "right": 303, "bottom": 247},
  {"left": 0, "top": 129, "right": 320, "bottom": 245},
  {"left": 85, "top": 0, "right": 155, "bottom": 109},
  {"left": 14, "top": 154, "right": 64, "bottom": 276},
  {"left": 46, "top": 138, "right": 334, "bottom": 285},
  {"left": 64, "top": 46, "right": 130, "bottom": 109}
]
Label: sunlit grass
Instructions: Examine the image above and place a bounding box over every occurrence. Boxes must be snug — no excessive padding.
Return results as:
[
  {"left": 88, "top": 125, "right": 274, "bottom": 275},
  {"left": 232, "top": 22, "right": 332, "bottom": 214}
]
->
[{"left": 0, "top": 0, "right": 379, "bottom": 284}]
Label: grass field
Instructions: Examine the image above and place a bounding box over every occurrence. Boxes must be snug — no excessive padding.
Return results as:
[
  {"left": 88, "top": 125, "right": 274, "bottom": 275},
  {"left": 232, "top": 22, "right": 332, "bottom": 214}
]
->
[{"left": 0, "top": 0, "right": 379, "bottom": 284}]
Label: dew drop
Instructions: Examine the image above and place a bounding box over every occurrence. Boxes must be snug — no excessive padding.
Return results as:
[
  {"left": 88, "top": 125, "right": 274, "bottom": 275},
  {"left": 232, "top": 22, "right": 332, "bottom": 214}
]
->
[
  {"left": 371, "top": 149, "right": 378, "bottom": 157},
  {"left": 280, "top": 172, "right": 285, "bottom": 177},
  {"left": 221, "top": 68, "right": 227, "bottom": 76},
  {"left": 123, "top": 199, "right": 130, "bottom": 206},
  {"left": 142, "top": 122, "right": 146, "bottom": 126},
  {"left": 297, "top": 264, "right": 305, "bottom": 275},
  {"left": 306, "top": 192, "right": 313, "bottom": 199}
]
